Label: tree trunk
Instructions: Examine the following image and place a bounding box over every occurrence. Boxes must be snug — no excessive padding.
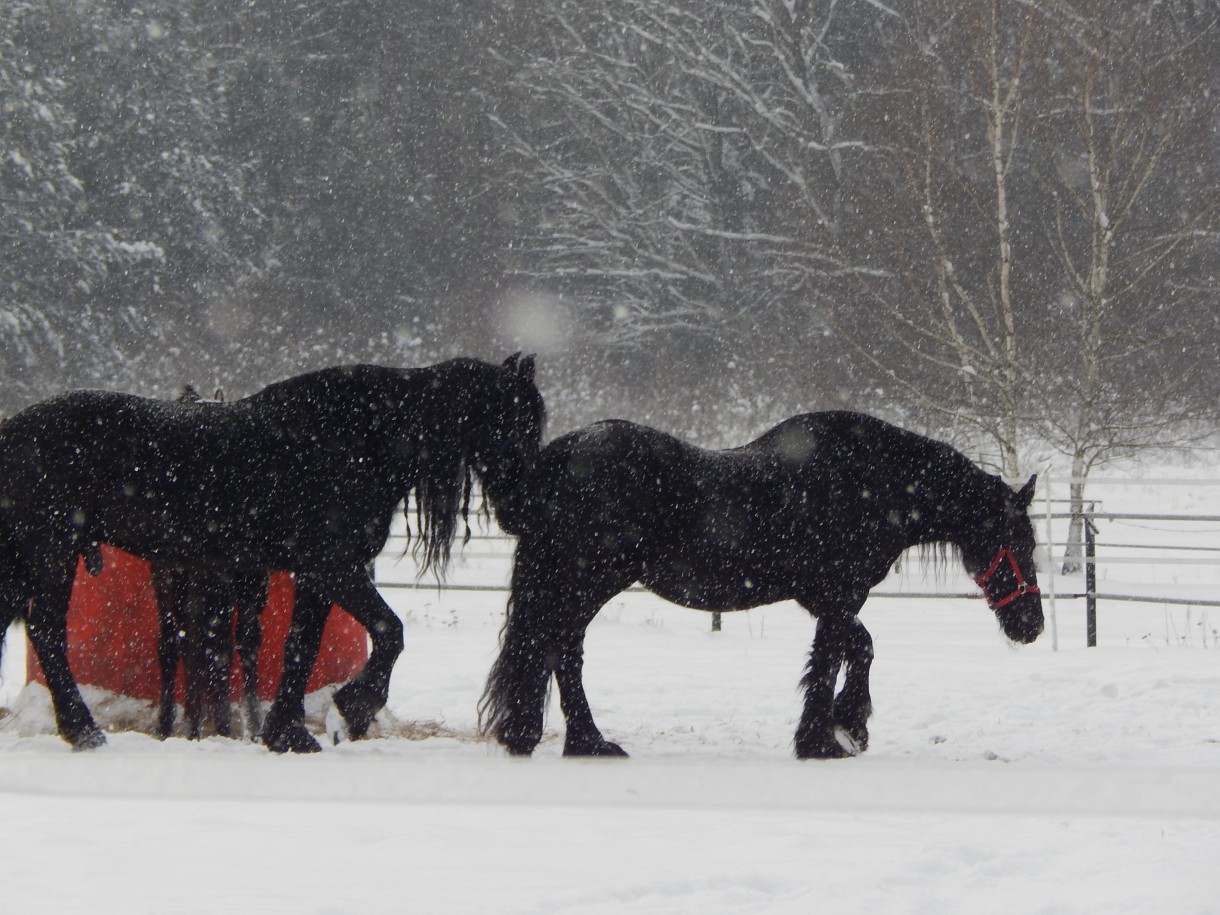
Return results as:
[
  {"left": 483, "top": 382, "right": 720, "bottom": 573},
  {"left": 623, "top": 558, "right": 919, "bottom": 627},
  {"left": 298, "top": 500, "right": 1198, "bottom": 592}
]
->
[{"left": 1062, "top": 449, "right": 1088, "bottom": 574}]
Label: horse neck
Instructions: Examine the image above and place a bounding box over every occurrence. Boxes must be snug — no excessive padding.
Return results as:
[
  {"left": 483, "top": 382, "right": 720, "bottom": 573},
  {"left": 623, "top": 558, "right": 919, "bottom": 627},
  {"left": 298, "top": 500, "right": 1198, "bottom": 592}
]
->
[{"left": 887, "top": 444, "right": 1001, "bottom": 554}]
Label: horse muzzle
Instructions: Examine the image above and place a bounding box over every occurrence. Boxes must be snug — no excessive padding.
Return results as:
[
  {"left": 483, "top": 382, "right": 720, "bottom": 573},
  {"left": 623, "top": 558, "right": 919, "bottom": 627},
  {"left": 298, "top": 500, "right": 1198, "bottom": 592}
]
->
[{"left": 995, "top": 593, "right": 1045, "bottom": 644}]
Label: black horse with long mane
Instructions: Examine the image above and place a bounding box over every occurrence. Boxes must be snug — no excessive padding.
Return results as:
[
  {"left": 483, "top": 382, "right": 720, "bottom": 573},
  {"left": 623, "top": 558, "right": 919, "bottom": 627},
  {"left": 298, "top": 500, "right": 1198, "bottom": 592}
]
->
[
  {"left": 0, "top": 355, "right": 544, "bottom": 752},
  {"left": 480, "top": 411, "right": 1043, "bottom": 759}
]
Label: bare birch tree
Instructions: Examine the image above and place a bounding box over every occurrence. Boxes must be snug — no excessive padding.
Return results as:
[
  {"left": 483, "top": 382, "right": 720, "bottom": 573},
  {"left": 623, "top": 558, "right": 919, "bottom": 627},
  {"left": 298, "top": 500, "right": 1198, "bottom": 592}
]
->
[
  {"left": 1030, "top": 0, "right": 1220, "bottom": 568},
  {"left": 833, "top": 0, "right": 1040, "bottom": 480},
  {"left": 836, "top": 0, "right": 1218, "bottom": 492}
]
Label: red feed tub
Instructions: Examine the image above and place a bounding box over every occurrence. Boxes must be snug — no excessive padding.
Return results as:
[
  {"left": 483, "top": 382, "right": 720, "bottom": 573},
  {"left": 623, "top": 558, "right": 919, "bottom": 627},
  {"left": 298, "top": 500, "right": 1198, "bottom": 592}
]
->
[{"left": 27, "top": 545, "right": 368, "bottom": 704}]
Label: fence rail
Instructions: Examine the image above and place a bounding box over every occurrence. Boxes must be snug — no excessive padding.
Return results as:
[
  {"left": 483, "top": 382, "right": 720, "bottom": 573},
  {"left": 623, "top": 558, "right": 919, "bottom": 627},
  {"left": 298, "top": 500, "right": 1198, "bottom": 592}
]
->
[{"left": 1041, "top": 478, "right": 1220, "bottom": 644}]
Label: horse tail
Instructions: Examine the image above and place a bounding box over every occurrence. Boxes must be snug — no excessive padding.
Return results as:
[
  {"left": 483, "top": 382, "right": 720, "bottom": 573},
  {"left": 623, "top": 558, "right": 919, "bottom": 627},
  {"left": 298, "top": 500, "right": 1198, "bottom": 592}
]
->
[
  {"left": 476, "top": 591, "right": 517, "bottom": 737},
  {"left": 477, "top": 555, "right": 557, "bottom": 755}
]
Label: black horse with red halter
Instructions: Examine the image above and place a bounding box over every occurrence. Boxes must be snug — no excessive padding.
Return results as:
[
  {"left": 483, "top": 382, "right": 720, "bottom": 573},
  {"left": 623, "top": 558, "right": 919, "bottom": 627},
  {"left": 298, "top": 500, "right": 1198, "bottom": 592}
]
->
[{"left": 481, "top": 410, "right": 1045, "bottom": 761}]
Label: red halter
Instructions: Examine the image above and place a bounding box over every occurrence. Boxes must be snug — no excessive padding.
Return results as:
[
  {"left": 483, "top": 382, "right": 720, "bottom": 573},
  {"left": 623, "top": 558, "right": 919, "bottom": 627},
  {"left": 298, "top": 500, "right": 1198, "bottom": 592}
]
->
[{"left": 975, "top": 547, "right": 1040, "bottom": 610}]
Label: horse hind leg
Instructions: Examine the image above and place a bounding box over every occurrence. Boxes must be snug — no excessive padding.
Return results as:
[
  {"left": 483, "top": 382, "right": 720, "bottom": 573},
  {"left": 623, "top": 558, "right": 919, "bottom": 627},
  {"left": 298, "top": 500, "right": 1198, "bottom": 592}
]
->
[
  {"left": 478, "top": 556, "right": 564, "bottom": 755},
  {"left": 152, "top": 566, "right": 183, "bottom": 739},
  {"left": 179, "top": 586, "right": 212, "bottom": 740},
  {"left": 556, "top": 628, "right": 627, "bottom": 758},
  {"left": 201, "top": 602, "right": 235, "bottom": 739},
  {"left": 234, "top": 576, "right": 267, "bottom": 739},
  {"left": 480, "top": 552, "right": 630, "bottom": 758},
  {"left": 26, "top": 572, "right": 105, "bottom": 750},
  {"left": 155, "top": 601, "right": 182, "bottom": 739},
  {"left": 182, "top": 647, "right": 206, "bottom": 739}
]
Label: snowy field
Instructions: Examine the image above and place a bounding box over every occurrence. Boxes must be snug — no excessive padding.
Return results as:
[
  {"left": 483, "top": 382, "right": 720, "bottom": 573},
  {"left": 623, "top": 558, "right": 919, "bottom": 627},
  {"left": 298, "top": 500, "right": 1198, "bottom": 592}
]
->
[{"left": 1, "top": 471, "right": 1217, "bottom": 914}]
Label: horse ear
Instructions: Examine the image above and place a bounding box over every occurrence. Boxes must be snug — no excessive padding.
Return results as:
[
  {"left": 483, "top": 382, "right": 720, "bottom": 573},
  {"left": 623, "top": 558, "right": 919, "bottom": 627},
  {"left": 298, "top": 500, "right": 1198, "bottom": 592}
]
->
[
  {"left": 503, "top": 352, "right": 522, "bottom": 372},
  {"left": 517, "top": 354, "right": 536, "bottom": 385},
  {"left": 1015, "top": 474, "right": 1037, "bottom": 509}
]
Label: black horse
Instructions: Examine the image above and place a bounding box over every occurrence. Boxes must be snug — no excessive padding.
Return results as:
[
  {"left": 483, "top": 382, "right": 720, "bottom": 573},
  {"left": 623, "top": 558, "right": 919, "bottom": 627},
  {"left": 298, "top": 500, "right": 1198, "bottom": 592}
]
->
[
  {"left": 0, "top": 355, "right": 544, "bottom": 752},
  {"left": 152, "top": 562, "right": 268, "bottom": 740},
  {"left": 480, "top": 411, "right": 1043, "bottom": 759}
]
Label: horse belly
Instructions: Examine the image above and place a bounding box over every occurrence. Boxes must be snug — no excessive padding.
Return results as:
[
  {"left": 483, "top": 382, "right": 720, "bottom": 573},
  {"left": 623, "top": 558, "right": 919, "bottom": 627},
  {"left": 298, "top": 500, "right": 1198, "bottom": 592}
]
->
[{"left": 641, "top": 558, "right": 788, "bottom": 612}]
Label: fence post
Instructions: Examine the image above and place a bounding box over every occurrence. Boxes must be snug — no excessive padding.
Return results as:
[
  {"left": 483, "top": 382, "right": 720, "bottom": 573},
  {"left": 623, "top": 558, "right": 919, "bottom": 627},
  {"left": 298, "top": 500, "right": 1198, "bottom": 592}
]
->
[{"left": 1085, "top": 505, "right": 1098, "bottom": 647}]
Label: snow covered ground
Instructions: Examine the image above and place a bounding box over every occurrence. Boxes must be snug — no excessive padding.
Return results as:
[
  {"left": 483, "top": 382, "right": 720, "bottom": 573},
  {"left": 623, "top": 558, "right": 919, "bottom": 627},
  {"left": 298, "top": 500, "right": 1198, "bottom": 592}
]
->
[{"left": 1, "top": 471, "right": 1217, "bottom": 914}]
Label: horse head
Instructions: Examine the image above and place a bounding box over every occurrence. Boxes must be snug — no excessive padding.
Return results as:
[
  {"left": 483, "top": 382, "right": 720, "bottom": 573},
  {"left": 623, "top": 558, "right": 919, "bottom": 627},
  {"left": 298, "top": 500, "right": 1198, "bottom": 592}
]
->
[
  {"left": 962, "top": 474, "right": 1044, "bottom": 644},
  {"left": 465, "top": 353, "right": 546, "bottom": 534}
]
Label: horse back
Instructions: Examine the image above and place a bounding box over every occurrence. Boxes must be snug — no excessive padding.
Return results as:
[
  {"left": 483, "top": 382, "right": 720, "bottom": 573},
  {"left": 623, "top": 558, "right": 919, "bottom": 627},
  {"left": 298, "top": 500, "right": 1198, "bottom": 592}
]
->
[
  {"left": 540, "top": 414, "right": 867, "bottom": 527},
  {"left": 530, "top": 420, "right": 809, "bottom": 561},
  {"left": 524, "top": 414, "right": 952, "bottom": 608},
  {"left": 0, "top": 371, "right": 422, "bottom": 571}
]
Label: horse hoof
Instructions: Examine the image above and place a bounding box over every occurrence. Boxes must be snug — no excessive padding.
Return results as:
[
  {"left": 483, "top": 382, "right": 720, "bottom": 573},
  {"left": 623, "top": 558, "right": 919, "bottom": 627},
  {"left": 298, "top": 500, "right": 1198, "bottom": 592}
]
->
[
  {"left": 500, "top": 733, "right": 539, "bottom": 756},
  {"left": 262, "top": 722, "right": 321, "bottom": 754},
  {"left": 496, "top": 726, "right": 542, "bottom": 757},
  {"left": 794, "top": 736, "right": 853, "bottom": 760},
  {"left": 563, "top": 737, "right": 629, "bottom": 758},
  {"left": 796, "top": 745, "right": 850, "bottom": 760},
  {"left": 833, "top": 726, "right": 865, "bottom": 756},
  {"left": 70, "top": 728, "right": 107, "bottom": 752},
  {"left": 332, "top": 684, "right": 381, "bottom": 741}
]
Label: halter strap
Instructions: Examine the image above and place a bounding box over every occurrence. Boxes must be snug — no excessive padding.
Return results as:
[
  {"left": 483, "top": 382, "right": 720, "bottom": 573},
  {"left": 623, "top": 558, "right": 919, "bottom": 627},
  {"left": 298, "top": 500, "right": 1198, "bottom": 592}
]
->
[{"left": 974, "top": 547, "right": 1040, "bottom": 610}]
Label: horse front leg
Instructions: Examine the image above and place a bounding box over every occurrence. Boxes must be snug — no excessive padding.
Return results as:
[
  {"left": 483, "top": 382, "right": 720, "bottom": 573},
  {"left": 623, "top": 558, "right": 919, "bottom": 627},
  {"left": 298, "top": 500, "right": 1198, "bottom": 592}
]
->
[
  {"left": 324, "top": 568, "right": 403, "bottom": 744},
  {"left": 261, "top": 582, "right": 330, "bottom": 753},
  {"left": 831, "top": 616, "right": 874, "bottom": 754},
  {"left": 26, "top": 571, "right": 105, "bottom": 750},
  {"left": 793, "top": 614, "right": 852, "bottom": 759}
]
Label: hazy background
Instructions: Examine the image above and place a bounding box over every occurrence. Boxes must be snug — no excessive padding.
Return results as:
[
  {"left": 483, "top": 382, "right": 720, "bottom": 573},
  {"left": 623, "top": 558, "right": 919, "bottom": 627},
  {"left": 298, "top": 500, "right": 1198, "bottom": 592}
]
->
[{"left": 3, "top": 0, "right": 1217, "bottom": 476}]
